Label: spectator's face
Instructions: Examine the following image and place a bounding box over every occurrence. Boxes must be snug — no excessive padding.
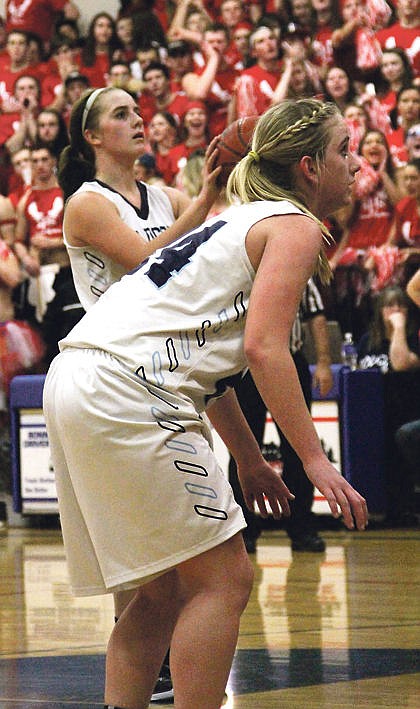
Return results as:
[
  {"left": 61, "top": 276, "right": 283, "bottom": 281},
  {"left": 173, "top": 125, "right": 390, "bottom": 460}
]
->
[
  {"left": 145, "top": 69, "right": 169, "bottom": 98},
  {"left": 291, "top": 0, "right": 312, "bottom": 24},
  {"left": 381, "top": 52, "right": 404, "bottom": 83},
  {"left": 406, "top": 125, "right": 420, "bottom": 159},
  {"left": 11, "top": 148, "right": 31, "bottom": 178},
  {"left": 344, "top": 104, "right": 367, "bottom": 129},
  {"left": 108, "top": 65, "right": 131, "bottom": 88},
  {"left": 14, "top": 77, "right": 39, "bottom": 106},
  {"left": 325, "top": 67, "right": 349, "bottom": 98},
  {"left": 185, "top": 11, "right": 207, "bottom": 33},
  {"left": 220, "top": 0, "right": 243, "bottom": 30},
  {"left": 232, "top": 27, "right": 251, "bottom": 55},
  {"left": 311, "top": 0, "right": 332, "bottom": 12},
  {"left": 166, "top": 51, "right": 193, "bottom": 76},
  {"left": 54, "top": 44, "right": 76, "bottom": 65},
  {"left": 204, "top": 30, "right": 229, "bottom": 55},
  {"left": 37, "top": 112, "right": 60, "bottom": 141},
  {"left": 397, "top": 88, "right": 420, "bottom": 123},
  {"left": 137, "top": 49, "right": 159, "bottom": 71},
  {"left": 361, "top": 131, "right": 387, "bottom": 167},
  {"left": 66, "top": 79, "right": 89, "bottom": 103},
  {"left": 93, "top": 16, "right": 113, "bottom": 45},
  {"left": 341, "top": 0, "right": 360, "bottom": 21},
  {"left": 184, "top": 107, "right": 207, "bottom": 134},
  {"left": 251, "top": 29, "right": 279, "bottom": 62},
  {"left": 397, "top": 0, "right": 420, "bottom": 20},
  {"left": 116, "top": 17, "right": 133, "bottom": 45},
  {"left": 400, "top": 164, "right": 420, "bottom": 196},
  {"left": 6, "top": 32, "right": 28, "bottom": 63},
  {"left": 148, "top": 114, "right": 174, "bottom": 143},
  {"left": 31, "top": 149, "right": 56, "bottom": 183}
]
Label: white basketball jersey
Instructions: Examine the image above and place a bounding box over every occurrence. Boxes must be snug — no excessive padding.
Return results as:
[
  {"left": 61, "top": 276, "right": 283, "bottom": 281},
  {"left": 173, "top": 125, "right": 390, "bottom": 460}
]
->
[
  {"left": 64, "top": 180, "right": 175, "bottom": 310},
  {"left": 61, "top": 200, "right": 305, "bottom": 412}
]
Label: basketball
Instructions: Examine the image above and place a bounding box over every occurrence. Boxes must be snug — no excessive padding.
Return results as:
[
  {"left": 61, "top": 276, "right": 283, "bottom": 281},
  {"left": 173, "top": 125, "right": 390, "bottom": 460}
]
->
[{"left": 216, "top": 115, "right": 259, "bottom": 185}]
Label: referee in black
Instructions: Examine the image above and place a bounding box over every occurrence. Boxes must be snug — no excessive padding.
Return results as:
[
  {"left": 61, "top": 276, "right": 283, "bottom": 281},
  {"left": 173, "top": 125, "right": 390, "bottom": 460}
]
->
[{"left": 229, "top": 277, "right": 334, "bottom": 552}]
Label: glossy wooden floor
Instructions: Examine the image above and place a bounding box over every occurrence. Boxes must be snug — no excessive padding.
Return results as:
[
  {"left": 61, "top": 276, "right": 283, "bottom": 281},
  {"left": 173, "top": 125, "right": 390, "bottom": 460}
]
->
[{"left": 0, "top": 522, "right": 419, "bottom": 708}]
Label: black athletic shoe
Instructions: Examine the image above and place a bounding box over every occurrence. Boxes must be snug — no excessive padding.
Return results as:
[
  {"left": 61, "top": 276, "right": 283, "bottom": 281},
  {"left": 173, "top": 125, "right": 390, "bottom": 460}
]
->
[
  {"left": 291, "top": 533, "right": 326, "bottom": 553},
  {"left": 150, "top": 663, "right": 174, "bottom": 702}
]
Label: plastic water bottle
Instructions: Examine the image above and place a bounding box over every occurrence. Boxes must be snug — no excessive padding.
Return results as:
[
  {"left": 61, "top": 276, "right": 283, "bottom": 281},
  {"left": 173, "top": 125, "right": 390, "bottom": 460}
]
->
[{"left": 341, "top": 332, "right": 358, "bottom": 370}]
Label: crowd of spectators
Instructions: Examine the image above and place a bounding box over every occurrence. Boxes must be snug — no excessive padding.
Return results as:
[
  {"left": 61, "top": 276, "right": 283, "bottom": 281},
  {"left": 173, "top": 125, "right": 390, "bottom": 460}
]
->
[{"left": 0, "top": 0, "right": 419, "bottom": 515}]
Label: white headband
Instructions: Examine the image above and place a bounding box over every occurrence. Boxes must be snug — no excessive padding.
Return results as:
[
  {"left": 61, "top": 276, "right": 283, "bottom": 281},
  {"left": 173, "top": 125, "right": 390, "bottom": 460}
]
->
[{"left": 81, "top": 88, "right": 106, "bottom": 133}]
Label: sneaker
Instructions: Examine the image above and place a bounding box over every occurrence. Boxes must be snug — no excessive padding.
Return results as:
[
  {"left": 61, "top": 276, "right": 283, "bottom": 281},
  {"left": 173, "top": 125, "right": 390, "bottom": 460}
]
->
[
  {"left": 150, "top": 663, "right": 174, "bottom": 702},
  {"left": 291, "top": 533, "right": 326, "bottom": 553}
]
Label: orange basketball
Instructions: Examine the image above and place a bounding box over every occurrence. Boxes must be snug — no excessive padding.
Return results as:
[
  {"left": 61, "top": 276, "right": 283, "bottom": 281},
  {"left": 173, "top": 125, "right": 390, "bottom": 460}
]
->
[{"left": 216, "top": 115, "right": 259, "bottom": 185}]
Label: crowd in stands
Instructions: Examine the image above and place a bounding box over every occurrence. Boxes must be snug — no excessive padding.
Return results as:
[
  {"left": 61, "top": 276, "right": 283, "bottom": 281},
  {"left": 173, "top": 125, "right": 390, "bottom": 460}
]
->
[{"left": 0, "top": 0, "right": 418, "bottom": 517}]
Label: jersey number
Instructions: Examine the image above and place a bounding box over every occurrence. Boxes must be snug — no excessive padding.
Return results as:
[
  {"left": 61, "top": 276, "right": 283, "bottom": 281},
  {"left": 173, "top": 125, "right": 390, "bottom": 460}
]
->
[{"left": 145, "top": 220, "right": 226, "bottom": 288}]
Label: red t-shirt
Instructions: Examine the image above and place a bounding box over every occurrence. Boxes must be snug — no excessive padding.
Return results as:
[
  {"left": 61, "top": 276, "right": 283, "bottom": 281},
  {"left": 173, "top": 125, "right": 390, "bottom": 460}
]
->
[
  {"left": 5, "top": 0, "right": 67, "bottom": 43},
  {"left": 0, "top": 56, "right": 43, "bottom": 105},
  {"left": 376, "top": 23, "right": 420, "bottom": 76},
  {"left": 386, "top": 126, "right": 409, "bottom": 168},
  {"left": 235, "top": 63, "right": 282, "bottom": 118},
  {"left": 394, "top": 196, "right": 420, "bottom": 247},
  {"left": 22, "top": 186, "right": 64, "bottom": 240},
  {"left": 166, "top": 141, "right": 207, "bottom": 185},
  {"left": 139, "top": 92, "right": 191, "bottom": 128}
]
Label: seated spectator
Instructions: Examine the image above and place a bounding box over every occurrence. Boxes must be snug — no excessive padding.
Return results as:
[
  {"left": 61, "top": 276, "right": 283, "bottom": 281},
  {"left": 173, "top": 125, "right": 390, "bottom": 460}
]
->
[
  {"left": 13, "top": 142, "right": 83, "bottom": 362},
  {"left": 35, "top": 108, "right": 69, "bottom": 159},
  {"left": 273, "top": 32, "right": 322, "bottom": 102},
  {"left": 129, "top": 41, "right": 161, "bottom": 83},
  {"left": 330, "top": 0, "right": 387, "bottom": 84},
  {"left": 376, "top": 0, "right": 420, "bottom": 79},
  {"left": 118, "top": 0, "right": 167, "bottom": 48},
  {"left": 231, "top": 25, "right": 283, "bottom": 119},
  {"left": 0, "top": 30, "right": 35, "bottom": 111},
  {"left": 40, "top": 36, "right": 80, "bottom": 108},
  {"left": 343, "top": 101, "right": 370, "bottom": 151},
  {"left": 357, "top": 284, "right": 420, "bottom": 526},
  {"left": 166, "top": 0, "right": 212, "bottom": 46},
  {"left": 311, "top": 0, "right": 339, "bottom": 75},
  {"left": 181, "top": 23, "right": 238, "bottom": 137},
  {"left": 133, "top": 152, "right": 165, "bottom": 186},
  {"left": 322, "top": 65, "right": 357, "bottom": 113},
  {"left": 386, "top": 85, "right": 420, "bottom": 169},
  {"left": 147, "top": 110, "right": 180, "bottom": 185},
  {"left": 48, "top": 70, "right": 89, "bottom": 127},
  {"left": 0, "top": 74, "right": 41, "bottom": 156},
  {"left": 330, "top": 130, "right": 401, "bottom": 338},
  {"left": 0, "top": 192, "right": 17, "bottom": 246},
  {"left": 0, "top": 231, "right": 45, "bottom": 401},
  {"left": 53, "top": 17, "right": 83, "bottom": 49},
  {"left": 406, "top": 123, "right": 420, "bottom": 161},
  {"left": 106, "top": 60, "right": 140, "bottom": 98},
  {"left": 387, "top": 159, "right": 420, "bottom": 251},
  {"left": 7, "top": 147, "right": 32, "bottom": 206},
  {"left": 375, "top": 48, "right": 414, "bottom": 117},
  {"left": 4, "top": 0, "right": 80, "bottom": 55},
  {"left": 230, "top": 21, "right": 253, "bottom": 69},
  {"left": 79, "top": 12, "right": 123, "bottom": 89},
  {"left": 166, "top": 101, "right": 209, "bottom": 186},
  {"left": 115, "top": 15, "right": 136, "bottom": 63},
  {"left": 140, "top": 61, "right": 190, "bottom": 127},
  {"left": 166, "top": 40, "right": 196, "bottom": 93}
]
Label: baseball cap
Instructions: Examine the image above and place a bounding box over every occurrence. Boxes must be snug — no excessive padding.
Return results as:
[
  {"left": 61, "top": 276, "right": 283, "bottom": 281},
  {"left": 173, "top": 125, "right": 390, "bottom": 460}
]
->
[
  {"left": 167, "top": 40, "right": 192, "bottom": 56},
  {"left": 64, "top": 71, "right": 90, "bottom": 89}
]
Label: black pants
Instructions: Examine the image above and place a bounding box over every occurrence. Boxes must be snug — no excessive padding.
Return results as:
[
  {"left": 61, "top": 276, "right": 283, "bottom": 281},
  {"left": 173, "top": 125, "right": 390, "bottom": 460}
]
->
[{"left": 228, "top": 350, "right": 315, "bottom": 541}]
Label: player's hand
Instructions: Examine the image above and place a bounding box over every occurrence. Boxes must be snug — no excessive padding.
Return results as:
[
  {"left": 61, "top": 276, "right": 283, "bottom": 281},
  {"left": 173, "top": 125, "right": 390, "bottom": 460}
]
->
[
  {"left": 238, "top": 458, "right": 295, "bottom": 520},
  {"left": 199, "top": 135, "right": 222, "bottom": 207},
  {"left": 304, "top": 459, "right": 368, "bottom": 530}
]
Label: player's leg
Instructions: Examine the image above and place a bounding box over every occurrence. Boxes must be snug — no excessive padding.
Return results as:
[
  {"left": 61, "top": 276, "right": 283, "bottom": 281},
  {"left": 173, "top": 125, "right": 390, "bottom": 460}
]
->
[{"left": 170, "top": 532, "right": 253, "bottom": 708}]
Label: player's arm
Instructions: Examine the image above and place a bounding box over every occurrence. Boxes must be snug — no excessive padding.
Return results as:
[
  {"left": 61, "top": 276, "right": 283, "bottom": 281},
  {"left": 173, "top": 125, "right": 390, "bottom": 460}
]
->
[
  {"left": 407, "top": 269, "right": 420, "bottom": 308},
  {"left": 244, "top": 213, "right": 368, "bottom": 530},
  {"left": 207, "top": 387, "right": 295, "bottom": 519}
]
